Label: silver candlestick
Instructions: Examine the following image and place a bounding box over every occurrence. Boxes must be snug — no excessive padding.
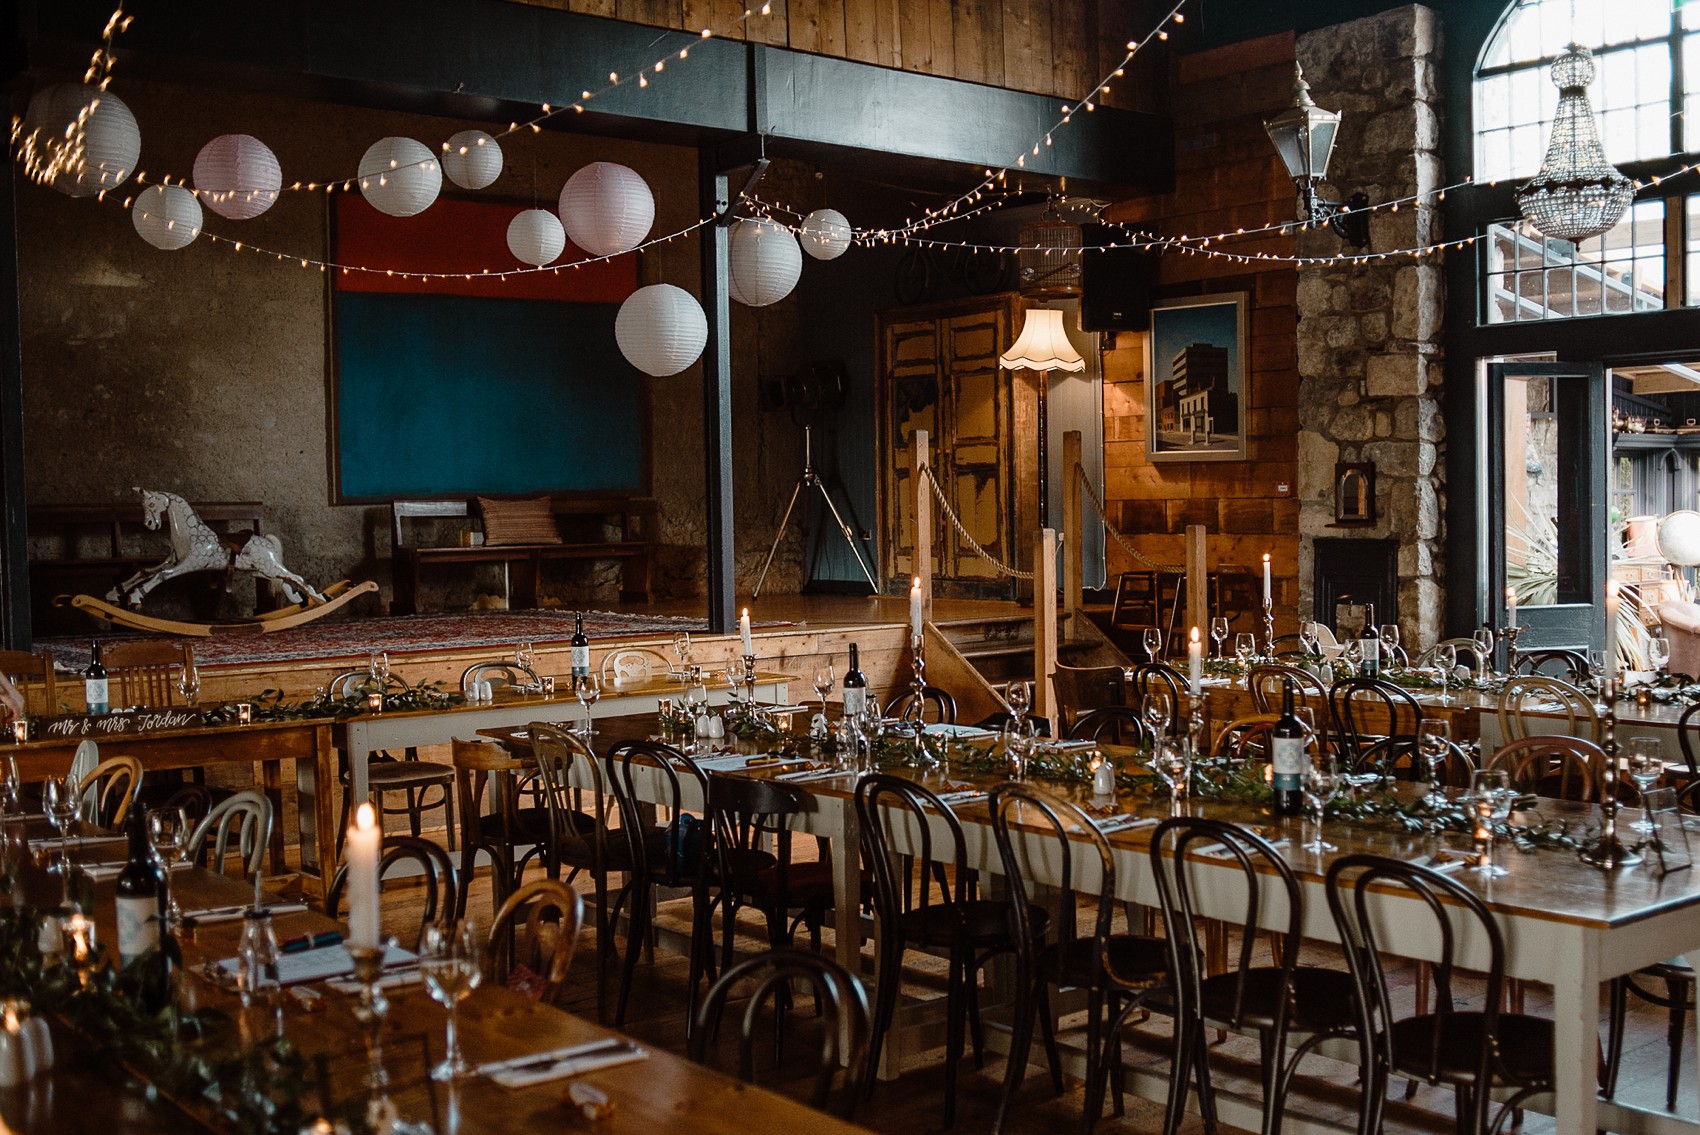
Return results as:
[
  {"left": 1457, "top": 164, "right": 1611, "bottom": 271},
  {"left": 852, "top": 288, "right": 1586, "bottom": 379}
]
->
[
  {"left": 1581, "top": 677, "right": 1642, "bottom": 869},
  {"left": 1263, "top": 597, "right": 1276, "bottom": 660},
  {"left": 906, "top": 634, "right": 928, "bottom": 724},
  {"left": 741, "top": 654, "right": 758, "bottom": 712},
  {"left": 348, "top": 943, "right": 393, "bottom": 1099},
  {"left": 1496, "top": 623, "right": 1525, "bottom": 675}
]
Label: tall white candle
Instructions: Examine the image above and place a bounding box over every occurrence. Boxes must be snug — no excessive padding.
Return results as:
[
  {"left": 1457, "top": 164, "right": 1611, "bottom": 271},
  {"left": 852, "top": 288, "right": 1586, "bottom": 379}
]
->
[
  {"left": 909, "top": 576, "right": 924, "bottom": 638},
  {"left": 1506, "top": 586, "right": 1517, "bottom": 630},
  {"left": 739, "top": 608, "right": 753, "bottom": 655},
  {"left": 1604, "top": 581, "right": 1619, "bottom": 683},
  {"left": 1188, "top": 626, "right": 1203, "bottom": 695},
  {"left": 347, "top": 802, "right": 381, "bottom": 949},
  {"left": 1262, "top": 553, "right": 1272, "bottom": 605}
]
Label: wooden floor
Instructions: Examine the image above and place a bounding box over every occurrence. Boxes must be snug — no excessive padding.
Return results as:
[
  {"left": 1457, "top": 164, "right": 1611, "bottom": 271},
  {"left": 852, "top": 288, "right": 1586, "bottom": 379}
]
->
[{"left": 369, "top": 852, "right": 1694, "bottom": 1135}]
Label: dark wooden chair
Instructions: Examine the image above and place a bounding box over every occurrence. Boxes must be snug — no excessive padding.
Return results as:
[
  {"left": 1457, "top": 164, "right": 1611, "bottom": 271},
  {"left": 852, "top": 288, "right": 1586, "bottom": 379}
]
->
[
  {"left": 0, "top": 649, "right": 56, "bottom": 717},
  {"left": 883, "top": 685, "right": 958, "bottom": 724},
  {"left": 326, "top": 834, "right": 458, "bottom": 946},
  {"left": 1052, "top": 662, "right": 1126, "bottom": 736},
  {"left": 449, "top": 737, "right": 541, "bottom": 920},
  {"left": 1068, "top": 706, "right": 1152, "bottom": 749},
  {"left": 1328, "top": 677, "right": 1424, "bottom": 765},
  {"left": 334, "top": 669, "right": 456, "bottom": 856},
  {"left": 101, "top": 639, "right": 192, "bottom": 708}
]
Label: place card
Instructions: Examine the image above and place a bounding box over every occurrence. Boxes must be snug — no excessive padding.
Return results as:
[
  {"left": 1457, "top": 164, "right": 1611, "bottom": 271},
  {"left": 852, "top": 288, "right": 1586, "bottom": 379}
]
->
[
  {"left": 214, "top": 942, "right": 415, "bottom": 987},
  {"left": 1645, "top": 788, "right": 1692, "bottom": 876},
  {"left": 1092, "top": 814, "right": 1158, "bottom": 834}
]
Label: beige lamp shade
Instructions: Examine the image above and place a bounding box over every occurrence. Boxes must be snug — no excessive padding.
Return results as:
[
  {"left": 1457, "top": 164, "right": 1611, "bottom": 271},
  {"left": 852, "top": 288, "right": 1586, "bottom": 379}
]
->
[{"left": 999, "top": 308, "right": 1085, "bottom": 372}]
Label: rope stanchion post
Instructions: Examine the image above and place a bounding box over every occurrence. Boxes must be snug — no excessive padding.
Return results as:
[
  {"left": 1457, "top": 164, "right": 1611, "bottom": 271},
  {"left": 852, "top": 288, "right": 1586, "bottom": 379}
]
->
[
  {"left": 911, "top": 429, "right": 933, "bottom": 621},
  {"left": 1035, "top": 527, "right": 1059, "bottom": 722},
  {"left": 1062, "top": 430, "right": 1083, "bottom": 625}
]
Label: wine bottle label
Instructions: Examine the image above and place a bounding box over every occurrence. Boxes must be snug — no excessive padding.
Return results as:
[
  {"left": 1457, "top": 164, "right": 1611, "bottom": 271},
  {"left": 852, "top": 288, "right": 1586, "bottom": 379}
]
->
[
  {"left": 571, "top": 645, "right": 589, "bottom": 677},
  {"left": 1361, "top": 638, "right": 1379, "bottom": 676},
  {"left": 842, "top": 688, "right": 866, "bottom": 716},
  {"left": 117, "top": 895, "right": 158, "bottom": 965},
  {"left": 1271, "top": 734, "right": 1305, "bottom": 791},
  {"left": 84, "top": 677, "right": 109, "bottom": 714}
]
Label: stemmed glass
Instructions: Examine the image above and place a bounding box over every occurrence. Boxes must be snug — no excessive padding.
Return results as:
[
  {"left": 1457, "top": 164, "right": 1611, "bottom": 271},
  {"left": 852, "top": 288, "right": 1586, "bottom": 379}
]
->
[
  {"left": 148, "top": 805, "right": 190, "bottom": 928},
  {"left": 1153, "top": 738, "right": 1190, "bottom": 815},
  {"left": 0, "top": 757, "right": 23, "bottom": 824},
  {"left": 1141, "top": 690, "right": 1172, "bottom": 743},
  {"left": 1433, "top": 642, "right": 1457, "bottom": 704},
  {"left": 1468, "top": 768, "right": 1514, "bottom": 876},
  {"left": 1341, "top": 638, "right": 1363, "bottom": 674},
  {"left": 1648, "top": 635, "right": 1672, "bottom": 674},
  {"left": 1002, "top": 718, "right": 1036, "bottom": 781},
  {"left": 514, "top": 642, "right": 536, "bottom": 676},
  {"left": 1142, "top": 628, "right": 1164, "bottom": 664},
  {"left": 419, "top": 920, "right": 482, "bottom": 1082},
  {"left": 1416, "top": 719, "right": 1452, "bottom": 807},
  {"left": 1005, "top": 681, "right": 1031, "bottom": 733},
  {"left": 1379, "top": 624, "right": 1401, "bottom": 668},
  {"left": 42, "top": 775, "right": 78, "bottom": 890},
  {"left": 1233, "top": 634, "right": 1256, "bottom": 684},
  {"left": 1209, "top": 617, "right": 1229, "bottom": 661},
  {"left": 368, "top": 651, "right": 391, "bottom": 697},
  {"left": 1625, "top": 737, "right": 1664, "bottom": 833},
  {"left": 1301, "top": 754, "right": 1343, "bottom": 853},
  {"left": 574, "top": 674, "right": 602, "bottom": 737},
  {"left": 672, "top": 633, "right": 693, "bottom": 680},
  {"left": 811, "top": 664, "right": 835, "bottom": 717},
  {"left": 1472, "top": 627, "right": 1497, "bottom": 676},
  {"left": 1298, "top": 622, "right": 1320, "bottom": 660},
  {"left": 175, "top": 663, "right": 201, "bottom": 706}
]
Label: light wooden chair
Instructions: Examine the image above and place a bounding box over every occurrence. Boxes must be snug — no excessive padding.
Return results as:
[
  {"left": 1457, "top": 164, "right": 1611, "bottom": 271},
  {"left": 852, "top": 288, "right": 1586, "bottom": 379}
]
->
[
  {"left": 77, "top": 754, "right": 142, "bottom": 826},
  {"left": 1496, "top": 674, "right": 1600, "bottom": 745},
  {"left": 1051, "top": 662, "right": 1125, "bottom": 736},
  {"left": 487, "top": 878, "right": 584, "bottom": 1005},
  {"left": 1484, "top": 736, "right": 1604, "bottom": 802},
  {"left": 0, "top": 650, "right": 57, "bottom": 716},
  {"left": 101, "top": 640, "right": 192, "bottom": 708}
]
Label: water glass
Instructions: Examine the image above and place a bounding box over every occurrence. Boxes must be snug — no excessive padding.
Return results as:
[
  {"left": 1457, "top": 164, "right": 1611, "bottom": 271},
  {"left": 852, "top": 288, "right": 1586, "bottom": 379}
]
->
[
  {"left": 514, "top": 641, "right": 536, "bottom": 673},
  {"left": 1209, "top": 617, "right": 1229, "bottom": 660},
  {"left": 369, "top": 651, "right": 391, "bottom": 686},
  {"left": 147, "top": 806, "right": 190, "bottom": 928},
  {"left": 1379, "top": 624, "right": 1401, "bottom": 667},
  {"left": 1648, "top": 635, "right": 1671, "bottom": 673},
  {"left": 236, "top": 907, "right": 281, "bottom": 1009},
  {"left": 1301, "top": 755, "right": 1343, "bottom": 853},
  {"left": 1625, "top": 736, "right": 1664, "bottom": 833},
  {"left": 1141, "top": 690, "right": 1171, "bottom": 741},
  {"left": 1416, "top": 719, "right": 1452, "bottom": 807},
  {"left": 574, "top": 674, "right": 602, "bottom": 737},
  {"left": 419, "top": 921, "right": 482, "bottom": 1082},
  {"left": 1142, "top": 628, "right": 1163, "bottom": 664},
  {"left": 1468, "top": 768, "right": 1514, "bottom": 876},
  {"left": 1153, "top": 738, "right": 1190, "bottom": 814},
  {"left": 672, "top": 633, "right": 693, "bottom": 679},
  {"left": 1233, "top": 633, "right": 1256, "bottom": 681},
  {"left": 1005, "top": 681, "right": 1031, "bottom": 729},
  {"left": 1472, "top": 627, "right": 1497, "bottom": 675},
  {"left": 175, "top": 664, "right": 201, "bottom": 706},
  {"left": 1003, "top": 719, "right": 1035, "bottom": 781},
  {"left": 812, "top": 663, "right": 835, "bottom": 716}
]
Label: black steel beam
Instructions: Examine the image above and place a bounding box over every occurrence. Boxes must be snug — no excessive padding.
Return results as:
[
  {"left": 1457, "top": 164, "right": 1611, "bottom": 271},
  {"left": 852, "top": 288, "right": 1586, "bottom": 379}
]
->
[{"left": 699, "top": 157, "right": 734, "bottom": 635}]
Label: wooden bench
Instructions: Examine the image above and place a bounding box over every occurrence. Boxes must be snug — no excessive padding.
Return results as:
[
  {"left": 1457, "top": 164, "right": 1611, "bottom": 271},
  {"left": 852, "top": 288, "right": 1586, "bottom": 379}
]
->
[{"left": 390, "top": 495, "right": 656, "bottom": 615}]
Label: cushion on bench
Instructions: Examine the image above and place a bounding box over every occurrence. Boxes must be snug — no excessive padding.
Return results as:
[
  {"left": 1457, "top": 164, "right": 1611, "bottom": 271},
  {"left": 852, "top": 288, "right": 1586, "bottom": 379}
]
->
[{"left": 477, "top": 497, "right": 561, "bottom": 547}]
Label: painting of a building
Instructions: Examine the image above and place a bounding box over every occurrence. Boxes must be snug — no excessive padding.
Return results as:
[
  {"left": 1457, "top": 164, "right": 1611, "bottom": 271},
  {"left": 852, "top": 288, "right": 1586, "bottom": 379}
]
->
[{"left": 1145, "top": 295, "right": 1247, "bottom": 461}]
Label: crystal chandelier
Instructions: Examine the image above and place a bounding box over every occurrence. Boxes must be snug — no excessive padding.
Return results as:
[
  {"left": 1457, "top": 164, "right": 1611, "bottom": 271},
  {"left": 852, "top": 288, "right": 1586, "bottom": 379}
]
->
[{"left": 1514, "top": 44, "right": 1633, "bottom": 244}]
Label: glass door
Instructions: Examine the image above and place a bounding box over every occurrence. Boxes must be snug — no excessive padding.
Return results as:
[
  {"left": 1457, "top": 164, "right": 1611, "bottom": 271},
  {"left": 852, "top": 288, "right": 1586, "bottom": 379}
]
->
[{"left": 1483, "top": 361, "right": 1608, "bottom": 655}]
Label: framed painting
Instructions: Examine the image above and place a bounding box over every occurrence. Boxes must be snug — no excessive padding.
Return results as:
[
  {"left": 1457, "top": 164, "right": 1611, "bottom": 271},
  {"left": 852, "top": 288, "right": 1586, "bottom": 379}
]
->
[{"left": 1144, "top": 293, "right": 1249, "bottom": 462}]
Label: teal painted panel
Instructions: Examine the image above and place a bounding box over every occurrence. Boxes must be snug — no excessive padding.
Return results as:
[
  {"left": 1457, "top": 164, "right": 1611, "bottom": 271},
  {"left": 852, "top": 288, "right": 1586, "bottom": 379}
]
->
[{"left": 334, "top": 292, "right": 640, "bottom": 499}]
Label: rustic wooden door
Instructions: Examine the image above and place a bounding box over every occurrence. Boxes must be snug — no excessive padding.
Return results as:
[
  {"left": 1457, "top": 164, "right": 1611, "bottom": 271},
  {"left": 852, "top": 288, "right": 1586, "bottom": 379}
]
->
[{"left": 878, "top": 295, "right": 1019, "bottom": 598}]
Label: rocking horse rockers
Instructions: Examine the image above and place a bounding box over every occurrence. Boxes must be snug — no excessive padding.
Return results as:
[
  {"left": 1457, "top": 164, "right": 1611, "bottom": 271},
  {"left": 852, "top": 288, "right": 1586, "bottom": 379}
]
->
[{"left": 66, "top": 489, "right": 376, "bottom": 637}]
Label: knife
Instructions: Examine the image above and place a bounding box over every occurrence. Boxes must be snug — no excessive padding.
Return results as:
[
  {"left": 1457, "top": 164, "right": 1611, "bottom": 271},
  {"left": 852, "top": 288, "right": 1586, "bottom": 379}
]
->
[{"left": 492, "top": 1039, "right": 632, "bottom": 1075}]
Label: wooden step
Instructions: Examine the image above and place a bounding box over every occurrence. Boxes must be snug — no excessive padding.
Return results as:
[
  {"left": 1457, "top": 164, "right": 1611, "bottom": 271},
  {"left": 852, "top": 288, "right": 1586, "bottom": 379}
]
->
[{"left": 958, "top": 638, "right": 1097, "bottom": 662}]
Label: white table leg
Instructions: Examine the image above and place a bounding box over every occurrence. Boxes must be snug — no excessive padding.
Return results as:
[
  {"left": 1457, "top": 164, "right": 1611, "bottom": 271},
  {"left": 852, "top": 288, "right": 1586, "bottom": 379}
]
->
[{"left": 1548, "top": 933, "right": 1600, "bottom": 1135}]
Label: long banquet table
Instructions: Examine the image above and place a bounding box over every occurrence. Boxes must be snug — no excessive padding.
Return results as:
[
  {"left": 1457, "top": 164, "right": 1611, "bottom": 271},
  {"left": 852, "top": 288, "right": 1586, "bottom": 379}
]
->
[{"left": 539, "top": 710, "right": 1700, "bottom": 1135}]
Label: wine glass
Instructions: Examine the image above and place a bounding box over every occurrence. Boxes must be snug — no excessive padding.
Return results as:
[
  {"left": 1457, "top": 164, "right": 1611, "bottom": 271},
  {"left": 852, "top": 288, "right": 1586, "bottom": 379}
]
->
[
  {"left": 236, "top": 907, "right": 281, "bottom": 1010},
  {"left": 1341, "top": 638, "right": 1362, "bottom": 674},
  {"left": 1233, "top": 634, "right": 1256, "bottom": 684},
  {"left": 0, "top": 756, "right": 23, "bottom": 825},
  {"left": 148, "top": 805, "right": 190, "bottom": 928},
  {"left": 1002, "top": 718, "right": 1036, "bottom": 781},
  {"left": 175, "top": 663, "right": 201, "bottom": 706},
  {"left": 1141, "top": 690, "right": 1172, "bottom": 742},
  {"left": 1648, "top": 634, "right": 1672, "bottom": 674},
  {"left": 1153, "top": 738, "right": 1190, "bottom": 815},
  {"left": 1142, "top": 628, "right": 1164, "bottom": 664},
  {"left": 672, "top": 633, "right": 693, "bottom": 679},
  {"left": 1005, "top": 681, "right": 1031, "bottom": 731},
  {"left": 1472, "top": 627, "right": 1497, "bottom": 676},
  {"left": 1625, "top": 736, "right": 1664, "bottom": 833},
  {"left": 1433, "top": 643, "right": 1457, "bottom": 704},
  {"left": 1301, "top": 754, "right": 1343, "bottom": 853},
  {"left": 42, "top": 775, "right": 78, "bottom": 890},
  {"left": 1379, "top": 624, "right": 1401, "bottom": 667},
  {"left": 1209, "top": 617, "right": 1229, "bottom": 661},
  {"left": 1468, "top": 768, "right": 1514, "bottom": 876},
  {"left": 1298, "top": 622, "right": 1320, "bottom": 660},
  {"left": 1416, "top": 719, "right": 1452, "bottom": 807},
  {"left": 811, "top": 663, "right": 835, "bottom": 717},
  {"left": 419, "top": 920, "right": 483, "bottom": 1082},
  {"left": 514, "top": 641, "right": 536, "bottom": 678},
  {"left": 574, "top": 674, "right": 602, "bottom": 737}
]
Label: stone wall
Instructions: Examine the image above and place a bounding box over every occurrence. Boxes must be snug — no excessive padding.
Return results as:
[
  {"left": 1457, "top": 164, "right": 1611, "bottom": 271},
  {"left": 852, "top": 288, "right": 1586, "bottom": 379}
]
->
[{"left": 1293, "top": 5, "right": 1446, "bottom": 648}]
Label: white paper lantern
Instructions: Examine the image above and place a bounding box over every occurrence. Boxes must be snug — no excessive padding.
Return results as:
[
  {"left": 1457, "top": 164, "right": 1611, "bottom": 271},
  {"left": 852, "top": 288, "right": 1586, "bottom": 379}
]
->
[
  {"left": 729, "top": 218, "right": 802, "bottom": 307},
  {"left": 131, "top": 185, "right": 203, "bottom": 251},
  {"left": 800, "top": 208, "right": 853, "bottom": 260},
  {"left": 193, "top": 134, "right": 282, "bottom": 220},
  {"left": 616, "top": 284, "right": 707, "bottom": 377},
  {"left": 20, "top": 83, "right": 140, "bottom": 198},
  {"left": 358, "top": 137, "right": 441, "bottom": 217},
  {"left": 558, "top": 162, "right": 654, "bottom": 257},
  {"left": 506, "top": 208, "right": 566, "bottom": 266},
  {"left": 440, "top": 130, "right": 503, "bottom": 190}
]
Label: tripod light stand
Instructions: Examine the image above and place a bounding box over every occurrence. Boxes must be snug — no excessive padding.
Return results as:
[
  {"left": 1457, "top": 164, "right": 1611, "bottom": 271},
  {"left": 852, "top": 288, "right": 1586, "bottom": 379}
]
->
[{"left": 752, "top": 425, "right": 879, "bottom": 598}]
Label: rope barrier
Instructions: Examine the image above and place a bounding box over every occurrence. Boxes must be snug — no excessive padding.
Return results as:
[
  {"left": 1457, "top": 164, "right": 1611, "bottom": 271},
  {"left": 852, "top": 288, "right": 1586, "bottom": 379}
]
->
[
  {"left": 918, "top": 463, "right": 1035, "bottom": 579},
  {"left": 1075, "top": 463, "right": 1185, "bottom": 573}
]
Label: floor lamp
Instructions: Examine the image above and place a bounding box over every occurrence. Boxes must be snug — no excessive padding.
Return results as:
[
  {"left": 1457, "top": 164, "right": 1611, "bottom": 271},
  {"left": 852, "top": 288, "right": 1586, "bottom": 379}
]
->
[{"left": 999, "top": 307, "right": 1085, "bottom": 529}]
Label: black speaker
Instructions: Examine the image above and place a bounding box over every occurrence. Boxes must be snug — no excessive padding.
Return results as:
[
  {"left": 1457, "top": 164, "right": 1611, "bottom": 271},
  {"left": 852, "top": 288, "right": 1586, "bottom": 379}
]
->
[{"left": 1079, "top": 224, "right": 1158, "bottom": 332}]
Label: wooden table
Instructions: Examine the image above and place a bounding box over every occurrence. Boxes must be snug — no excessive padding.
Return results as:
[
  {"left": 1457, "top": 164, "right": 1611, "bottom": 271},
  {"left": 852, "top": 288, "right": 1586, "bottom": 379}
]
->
[
  {"left": 335, "top": 672, "right": 791, "bottom": 802},
  {"left": 0, "top": 864, "right": 871, "bottom": 1135},
  {"left": 4, "top": 718, "right": 336, "bottom": 890}
]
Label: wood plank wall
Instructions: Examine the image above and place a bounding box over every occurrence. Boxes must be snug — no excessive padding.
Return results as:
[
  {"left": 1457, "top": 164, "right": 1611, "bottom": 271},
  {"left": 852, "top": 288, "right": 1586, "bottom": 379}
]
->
[
  {"left": 1097, "top": 32, "right": 1303, "bottom": 637},
  {"left": 513, "top": 0, "right": 1163, "bottom": 108}
]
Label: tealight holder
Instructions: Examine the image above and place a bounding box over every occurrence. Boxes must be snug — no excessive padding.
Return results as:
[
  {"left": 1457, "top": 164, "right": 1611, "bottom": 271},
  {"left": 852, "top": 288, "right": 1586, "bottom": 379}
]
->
[
  {"left": 60, "top": 912, "right": 96, "bottom": 988},
  {"left": 236, "top": 703, "right": 253, "bottom": 725},
  {"left": 364, "top": 692, "right": 383, "bottom": 715},
  {"left": 0, "top": 999, "right": 51, "bottom": 1087},
  {"left": 9, "top": 720, "right": 26, "bottom": 745},
  {"left": 540, "top": 675, "right": 555, "bottom": 699}
]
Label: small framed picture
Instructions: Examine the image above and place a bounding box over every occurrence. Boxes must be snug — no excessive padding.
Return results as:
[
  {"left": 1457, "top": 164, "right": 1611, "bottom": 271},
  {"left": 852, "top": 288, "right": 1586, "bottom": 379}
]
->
[{"left": 1644, "top": 787, "right": 1692, "bottom": 875}]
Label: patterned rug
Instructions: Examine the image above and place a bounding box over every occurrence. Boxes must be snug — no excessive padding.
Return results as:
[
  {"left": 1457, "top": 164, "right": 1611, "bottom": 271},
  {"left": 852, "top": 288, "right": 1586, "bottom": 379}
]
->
[{"left": 40, "top": 609, "right": 774, "bottom": 670}]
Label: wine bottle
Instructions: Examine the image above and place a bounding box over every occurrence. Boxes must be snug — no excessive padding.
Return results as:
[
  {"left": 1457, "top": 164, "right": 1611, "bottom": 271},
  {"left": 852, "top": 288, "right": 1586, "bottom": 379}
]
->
[
  {"left": 116, "top": 804, "right": 161, "bottom": 967},
  {"left": 1270, "top": 681, "right": 1305, "bottom": 816},
  {"left": 570, "top": 613, "right": 590, "bottom": 680},
  {"left": 84, "top": 641, "right": 109, "bottom": 715},
  {"left": 1360, "top": 625, "right": 1381, "bottom": 678},
  {"left": 842, "top": 644, "right": 867, "bottom": 717}
]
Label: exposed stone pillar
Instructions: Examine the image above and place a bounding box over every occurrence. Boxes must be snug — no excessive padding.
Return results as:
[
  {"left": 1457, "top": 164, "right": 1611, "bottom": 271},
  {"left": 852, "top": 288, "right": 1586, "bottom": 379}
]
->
[{"left": 1294, "top": 5, "right": 1446, "bottom": 650}]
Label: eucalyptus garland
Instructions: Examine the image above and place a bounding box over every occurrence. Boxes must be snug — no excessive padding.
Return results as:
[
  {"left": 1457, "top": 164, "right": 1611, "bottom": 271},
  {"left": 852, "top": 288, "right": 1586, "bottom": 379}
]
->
[{"left": 201, "top": 678, "right": 461, "bottom": 725}]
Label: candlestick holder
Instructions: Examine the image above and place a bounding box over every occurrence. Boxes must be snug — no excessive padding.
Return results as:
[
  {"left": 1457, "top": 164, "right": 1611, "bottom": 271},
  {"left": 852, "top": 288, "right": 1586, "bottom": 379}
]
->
[
  {"left": 347, "top": 943, "right": 393, "bottom": 1097},
  {"left": 1581, "top": 678, "right": 1642, "bottom": 869},
  {"left": 905, "top": 634, "right": 928, "bottom": 724},
  {"left": 1495, "top": 624, "right": 1524, "bottom": 676},
  {"left": 1262, "top": 598, "right": 1276, "bottom": 660},
  {"left": 740, "top": 654, "right": 761, "bottom": 723}
]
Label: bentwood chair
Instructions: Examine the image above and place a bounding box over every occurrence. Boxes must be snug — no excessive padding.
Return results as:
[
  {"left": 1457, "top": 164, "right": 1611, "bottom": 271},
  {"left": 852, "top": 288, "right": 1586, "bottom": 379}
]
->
[
  {"left": 1326, "top": 855, "right": 1555, "bottom": 1135},
  {"left": 856, "top": 773, "right": 1044, "bottom": 1127},
  {"left": 1151, "top": 818, "right": 1360, "bottom": 1135},
  {"left": 1209, "top": 715, "right": 1283, "bottom": 761},
  {"left": 1484, "top": 735, "right": 1604, "bottom": 802},
  {"left": 884, "top": 685, "right": 959, "bottom": 724},
  {"left": 333, "top": 669, "right": 456, "bottom": 855},
  {"left": 1496, "top": 674, "right": 1600, "bottom": 745},
  {"left": 1068, "top": 706, "right": 1152, "bottom": 749},
  {"left": 1127, "top": 663, "right": 1185, "bottom": 737},
  {"left": 185, "top": 789, "right": 273, "bottom": 878},
  {"left": 0, "top": 649, "right": 56, "bottom": 717},
  {"left": 606, "top": 739, "right": 715, "bottom": 1036},
  {"left": 1678, "top": 700, "right": 1700, "bottom": 776},
  {"left": 689, "top": 949, "right": 872, "bottom": 1121},
  {"left": 1248, "top": 664, "right": 1332, "bottom": 755},
  {"left": 450, "top": 737, "right": 545, "bottom": 920},
  {"left": 326, "top": 834, "right": 458, "bottom": 944},
  {"left": 1329, "top": 677, "right": 1424, "bottom": 765},
  {"left": 76, "top": 754, "right": 142, "bottom": 826},
  {"left": 1512, "top": 648, "right": 1592, "bottom": 683},
  {"left": 488, "top": 878, "right": 584, "bottom": 1005},
  {"left": 100, "top": 639, "right": 193, "bottom": 708},
  {"left": 1051, "top": 663, "right": 1126, "bottom": 735},
  {"left": 1354, "top": 734, "right": 1475, "bottom": 789},
  {"left": 989, "top": 783, "right": 1171, "bottom": 1135}
]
